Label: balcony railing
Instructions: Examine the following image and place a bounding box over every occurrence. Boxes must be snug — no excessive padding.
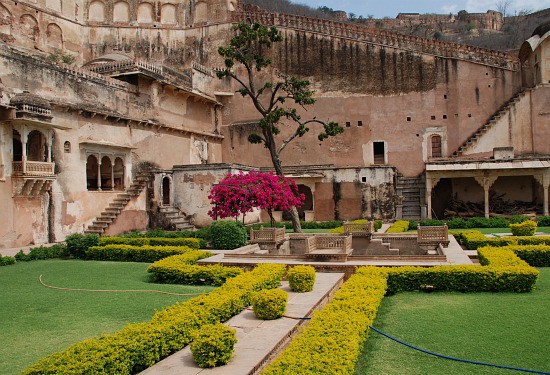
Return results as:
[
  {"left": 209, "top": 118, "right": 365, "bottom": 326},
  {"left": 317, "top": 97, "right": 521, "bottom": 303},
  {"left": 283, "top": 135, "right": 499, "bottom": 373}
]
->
[{"left": 12, "top": 161, "right": 56, "bottom": 177}]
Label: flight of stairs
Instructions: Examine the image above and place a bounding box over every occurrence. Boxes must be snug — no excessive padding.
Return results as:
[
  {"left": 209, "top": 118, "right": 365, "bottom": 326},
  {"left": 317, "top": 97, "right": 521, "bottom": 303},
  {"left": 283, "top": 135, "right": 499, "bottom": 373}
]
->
[
  {"left": 84, "top": 172, "right": 153, "bottom": 235},
  {"left": 396, "top": 174, "right": 425, "bottom": 221},
  {"left": 159, "top": 205, "right": 194, "bottom": 231},
  {"left": 451, "top": 89, "right": 528, "bottom": 157}
]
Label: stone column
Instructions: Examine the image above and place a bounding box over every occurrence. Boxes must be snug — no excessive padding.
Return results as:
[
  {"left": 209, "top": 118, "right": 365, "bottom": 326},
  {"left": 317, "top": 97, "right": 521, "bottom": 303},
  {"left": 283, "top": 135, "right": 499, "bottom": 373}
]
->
[
  {"left": 475, "top": 176, "right": 497, "bottom": 219},
  {"left": 46, "top": 132, "right": 52, "bottom": 163},
  {"left": 425, "top": 176, "right": 440, "bottom": 219},
  {"left": 110, "top": 160, "right": 115, "bottom": 191},
  {"left": 97, "top": 153, "right": 102, "bottom": 191},
  {"left": 535, "top": 174, "right": 550, "bottom": 216}
]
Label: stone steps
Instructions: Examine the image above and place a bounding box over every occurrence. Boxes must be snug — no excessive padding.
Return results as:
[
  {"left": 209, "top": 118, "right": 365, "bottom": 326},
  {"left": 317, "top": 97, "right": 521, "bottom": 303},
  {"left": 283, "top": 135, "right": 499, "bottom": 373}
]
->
[
  {"left": 159, "top": 205, "right": 195, "bottom": 231},
  {"left": 84, "top": 172, "right": 153, "bottom": 235}
]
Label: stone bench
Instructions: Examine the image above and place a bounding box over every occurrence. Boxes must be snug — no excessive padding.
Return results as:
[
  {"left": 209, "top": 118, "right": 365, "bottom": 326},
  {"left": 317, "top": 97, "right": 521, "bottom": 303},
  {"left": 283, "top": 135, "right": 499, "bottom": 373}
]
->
[{"left": 304, "top": 235, "right": 353, "bottom": 262}]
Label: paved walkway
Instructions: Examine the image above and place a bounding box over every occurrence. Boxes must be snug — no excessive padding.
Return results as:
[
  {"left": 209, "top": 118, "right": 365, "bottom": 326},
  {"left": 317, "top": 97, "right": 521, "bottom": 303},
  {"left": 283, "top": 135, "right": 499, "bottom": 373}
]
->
[
  {"left": 440, "top": 234, "right": 474, "bottom": 265},
  {"left": 140, "top": 273, "right": 345, "bottom": 375}
]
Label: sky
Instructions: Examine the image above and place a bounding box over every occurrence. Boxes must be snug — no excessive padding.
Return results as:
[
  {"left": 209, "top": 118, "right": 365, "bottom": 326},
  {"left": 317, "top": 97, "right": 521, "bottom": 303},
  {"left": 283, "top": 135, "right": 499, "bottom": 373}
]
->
[{"left": 296, "top": 0, "right": 550, "bottom": 18}]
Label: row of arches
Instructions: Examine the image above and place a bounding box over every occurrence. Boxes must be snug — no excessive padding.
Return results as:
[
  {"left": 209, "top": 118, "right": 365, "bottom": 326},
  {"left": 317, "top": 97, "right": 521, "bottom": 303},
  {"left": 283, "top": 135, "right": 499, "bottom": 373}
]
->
[
  {"left": 0, "top": 6, "right": 63, "bottom": 48},
  {"left": 88, "top": 1, "right": 187, "bottom": 24},
  {"left": 86, "top": 155, "right": 125, "bottom": 191},
  {"left": 12, "top": 129, "right": 51, "bottom": 162}
]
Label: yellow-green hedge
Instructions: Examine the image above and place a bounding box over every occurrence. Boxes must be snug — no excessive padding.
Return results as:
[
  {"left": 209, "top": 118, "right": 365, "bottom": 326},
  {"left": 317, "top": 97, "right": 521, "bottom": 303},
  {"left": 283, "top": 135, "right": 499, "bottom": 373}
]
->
[
  {"left": 386, "top": 220, "right": 410, "bottom": 233},
  {"left": 24, "top": 264, "right": 286, "bottom": 375},
  {"left": 147, "top": 254, "right": 243, "bottom": 286},
  {"left": 251, "top": 289, "right": 288, "bottom": 320},
  {"left": 480, "top": 244, "right": 550, "bottom": 268},
  {"left": 86, "top": 245, "right": 203, "bottom": 262},
  {"left": 262, "top": 267, "right": 387, "bottom": 375},
  {"left": 99, "top": 237, "right": 202, "bottom": 249},
  {"left": 287, "top": 265, "right": 316, "bottom": 293},
  {"left": 328, "top": 219, "right": 382, "bottom": 234},
  {"left": 452, "top": 230, "right": 550, "bottom": 250},
  {"left": 509, "top": 220, "right": 537, "bottom": 236}
]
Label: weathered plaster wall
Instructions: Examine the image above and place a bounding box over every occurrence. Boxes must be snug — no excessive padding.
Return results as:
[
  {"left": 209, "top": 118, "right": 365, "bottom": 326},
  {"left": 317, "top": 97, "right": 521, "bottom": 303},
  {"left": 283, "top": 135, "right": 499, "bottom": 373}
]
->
[
  {"left": 104, "top": 189, "right": 147, "bottom": 235},
  {"left": 532, "top": 86, "right": 550, "bottom": 154}
]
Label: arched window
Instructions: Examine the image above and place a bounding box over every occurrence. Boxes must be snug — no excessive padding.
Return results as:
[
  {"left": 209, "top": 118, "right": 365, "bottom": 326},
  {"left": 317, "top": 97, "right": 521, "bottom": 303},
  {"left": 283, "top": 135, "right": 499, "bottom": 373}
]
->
[
  {"left": 431, "top": 135, "right": 442, "bottom": 158},
  {"left": 12, "top": 130, "right": 22, "bottom": 161},
  {"left": 86, "top": 155, "right": 99, "bottom": 190},
  {"left": 27, "top": 130, "right": 47, "bottom": 162},
  {"left": 19, "top": 14, "right": 39, "bottom": 41},
  {"left": 64, "top": 141, "right": 71, "bottom": 153},
  {"left": 46, "top": 23, "right": 63, "bottom": 49},
  {"left": 113, "top": 157, "right": 125, "bottom": 190},
  {"left": 0, "top": 4, "right": 13, "bottom": 36},
  {"left": 100, "top": 156, "right": 113, "bottom": 190},
  {"left": 113, "top": 1, "right": 130, "bottom": 22},
  {"left": 137, "top": 2, "right": 154, "bottom": 23},
  {"left": 161, "top": 4, "right": 177, "bottom": 24},
  {"left": 88, "top": 1, "right": 105, "bottom": 22}
]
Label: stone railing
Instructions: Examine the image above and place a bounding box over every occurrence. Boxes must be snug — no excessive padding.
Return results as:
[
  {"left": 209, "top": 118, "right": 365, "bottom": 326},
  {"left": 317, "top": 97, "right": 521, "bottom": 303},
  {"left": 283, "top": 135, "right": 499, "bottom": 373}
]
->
[
  {"left": 344, "top": 221, "right": 374, "bottom": 237},
  {"left": 15, "top": 104, "right": 52, "bottom": 117},
  {"left": 12, "top": 161, "right": 55, "bottom": 176},
  {"left": 250, "top": 227, "right": 286, "bottom": 245},
  {"left": 305, "top": 235, "right": 352, "bottom": 254},
  {"left": 89, "top": 59, "right": 192, "bottom": 88},
  {"left": 232, "top": 10, "right": 519, "bottom": 70},
  {"left": 418, "top": 225, "right": 449, "bottom": 246},
  {"left": 192, "top": 62, "right": 213, "bottom": 76}
]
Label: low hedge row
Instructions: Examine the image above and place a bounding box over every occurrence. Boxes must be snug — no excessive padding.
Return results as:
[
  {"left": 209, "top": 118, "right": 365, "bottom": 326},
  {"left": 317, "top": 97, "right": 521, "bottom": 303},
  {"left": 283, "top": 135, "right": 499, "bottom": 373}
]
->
[
  {"left": 452, "top": 230, "right": 550, "bottom": 250},
  {"left": 509, "top": 220, "right": 537, "bottom": 236},
  {"left": 385, "top": 246, "right": 539, "bottom": 293},
  {"left": 147, "top": 253, "right": 243, "bottom": 286},
  {"left": 86, "top": 245, "right": 209, "bottom": 263},
  {"left": 99, "top": 237, "right": 203, "bottom": 249},
  {"left": 386, "top": 220, "right": 410, "bottom": 233},
  {"left": 122, "top": 228, "right": 212, "bottom": 242},
  {"left": 262, "top": 267, "right": 387, "bottom": 375},
  {"left": 24, "top": 263, "right": 286, "bottom": 375},
  {"left": 0, "top": 255, "right": 16, "bottom": 266},
  {"left": 409, "top": 216, "right": 550, "bottom": 230},
  {"left": 480, "top": 244, "right": 550, "bottom": 268}
]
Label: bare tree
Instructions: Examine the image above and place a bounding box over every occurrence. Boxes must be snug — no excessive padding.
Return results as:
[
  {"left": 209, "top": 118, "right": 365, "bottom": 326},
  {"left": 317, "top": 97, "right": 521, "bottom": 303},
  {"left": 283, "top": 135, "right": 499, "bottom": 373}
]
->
[{"left": 496, "top": 0, "right": 512, "bottom": 18}]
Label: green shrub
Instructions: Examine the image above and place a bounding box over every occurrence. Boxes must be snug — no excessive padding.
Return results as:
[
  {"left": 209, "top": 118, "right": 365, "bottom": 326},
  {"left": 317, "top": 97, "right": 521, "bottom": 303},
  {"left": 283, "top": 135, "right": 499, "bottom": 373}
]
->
[
  {"left": 452, "top": 230, "right": 550, "bottom": 249},
  {"left": 510, "top": 220, "right": 537, "bottom": 236},
  {"left": 287, "top": 265, "right": 316, "bottom": 292},
  {"left": 65, "top": 233, "right": 99, "bottom": 259},
  {"left": 210, "top": 220, "right": 247, "bottom": 250},
  {"left": 408, "top": 220, "right": 418, "bottom": 230},
  {"left": 15, "top": 244, "right": 69, "bottom": 262},
  {"left": 86, "top": 245, "right": 200, "bottom": 262},
  {"left": 419, "top": 219, "right": 445, "bottom": 227},
  {"left": 492, "top": 244, "right": 550, "bottom": 267},
  {"left": 99, "top": 237, "right": 202, "bottom": 249},
  {"left": 251, "top": 289, "right": 288, "bottom": 320},
  {"left": 447, "top": 217, "right": 468, "bottom": 229},
  {"left": 24, "top": 264, "right": 285, "bottom": 375},
  {"left": 122, "top": 228, "right": 211, "bottom": 244},
  {"left": 191, "top": 323, "right": 237, "bottom": 368},
  {"left": 374, "top": 220, "right": 383, "bottom": 231},
  {"left": 386, "top": 220, "right": 409, "bottom": 233},
  {"left": 0, "top": 255, "right": 16, "bottom": 266},
  {"left": 537, "top": 216, "right": 550, "bottom": 227},
  {"left": 262, "top": 267, "right": 387, "bottom": 375},
  {"left": 509, "top": 215, "right": 530, "bottom": 224},
  {"left": 466, "top": 216, "right": 508, "bottom": 229},
  {"left": 147, "top": 253, "right": 242, "bottom": 286}
]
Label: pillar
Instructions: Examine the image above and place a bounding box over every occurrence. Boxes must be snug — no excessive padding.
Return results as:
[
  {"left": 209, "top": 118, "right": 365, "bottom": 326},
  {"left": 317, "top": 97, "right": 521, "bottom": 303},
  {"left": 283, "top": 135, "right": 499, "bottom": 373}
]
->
[
  {"left": 535, "top": 174, "right": 549, "bottom": 216},
  {"left": 97, "top": 153, "right": 102, "bottom": 191},
  {"left": 425, "top": 177, "right": 440, "bottom": 219},
  {"left": 110, "top": 161, "right": 115, "bottom": 191},
  {"left": 475, "top": 176, "right": 497, "bottom": 219},
  {"left": 46, "top": 132, "right": 52, "bottom": 163}
]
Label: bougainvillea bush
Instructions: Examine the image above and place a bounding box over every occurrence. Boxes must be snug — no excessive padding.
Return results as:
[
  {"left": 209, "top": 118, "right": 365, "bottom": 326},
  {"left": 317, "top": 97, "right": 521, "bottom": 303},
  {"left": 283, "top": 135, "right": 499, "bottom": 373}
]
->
[{"left": 208, "top": 170, "right": 304, "bottom": 226}]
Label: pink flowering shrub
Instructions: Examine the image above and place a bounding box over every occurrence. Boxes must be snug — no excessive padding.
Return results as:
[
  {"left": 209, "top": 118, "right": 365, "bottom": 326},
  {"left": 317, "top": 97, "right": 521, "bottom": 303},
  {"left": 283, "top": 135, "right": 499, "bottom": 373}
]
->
[{"left": 208, "top": 170, "right": 304, "bottom": 225}]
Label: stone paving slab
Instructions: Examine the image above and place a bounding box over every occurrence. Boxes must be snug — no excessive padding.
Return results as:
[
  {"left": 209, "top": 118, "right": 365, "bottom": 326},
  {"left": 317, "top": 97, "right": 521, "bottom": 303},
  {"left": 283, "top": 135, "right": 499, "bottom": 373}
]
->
[
  {"left": 140, "top": 273, "right": 345, "bottom": 375},
  {"left": 441, "top": 235, "right": 474, "bottom": 265}
]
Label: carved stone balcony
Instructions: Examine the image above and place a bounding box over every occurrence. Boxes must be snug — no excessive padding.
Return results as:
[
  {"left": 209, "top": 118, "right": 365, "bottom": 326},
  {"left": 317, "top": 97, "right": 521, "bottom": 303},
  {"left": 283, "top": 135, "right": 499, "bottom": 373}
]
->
[{"left": 12, "top": 161, "right": 56, "bottom": 177}]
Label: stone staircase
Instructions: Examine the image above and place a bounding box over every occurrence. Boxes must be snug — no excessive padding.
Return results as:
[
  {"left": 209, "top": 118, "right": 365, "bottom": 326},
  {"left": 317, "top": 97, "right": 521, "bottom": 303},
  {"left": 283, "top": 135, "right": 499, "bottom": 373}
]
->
[
  {"left": 396, "top": 174, "right": 425, "bottom": 221},
  {"left": 84, "top": 172, "right": 153, "bottom": 235},
  {"left": 159, "top": 205, "right": 194, "bottom": 231},
  {"left": 451, "top": 89, "right": 528, "bottom": 157}
]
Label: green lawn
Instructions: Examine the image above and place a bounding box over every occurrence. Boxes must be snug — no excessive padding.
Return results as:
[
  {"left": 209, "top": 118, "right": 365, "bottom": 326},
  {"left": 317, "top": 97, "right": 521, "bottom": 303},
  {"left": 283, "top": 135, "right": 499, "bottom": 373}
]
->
[
  {"left": 0, "top": 260, "right": 214, "bottom": 375},
  {"left": 355, "top": 268, "right": 550, "bottom": 374}
]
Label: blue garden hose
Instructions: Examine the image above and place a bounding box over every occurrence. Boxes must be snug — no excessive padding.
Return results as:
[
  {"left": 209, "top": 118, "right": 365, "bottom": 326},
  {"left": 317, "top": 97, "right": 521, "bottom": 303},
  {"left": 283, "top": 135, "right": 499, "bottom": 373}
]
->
[{"left": 368, "top": 325, "right": 550, "bottom": 374}]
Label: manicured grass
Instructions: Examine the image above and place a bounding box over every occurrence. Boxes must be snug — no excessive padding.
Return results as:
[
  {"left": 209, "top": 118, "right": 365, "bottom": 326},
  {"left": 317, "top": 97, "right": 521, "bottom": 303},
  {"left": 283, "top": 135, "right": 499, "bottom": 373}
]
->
[
  {"left": 0, "top": 260, "right": 214, "bottom": 375},
  {"left": 355, "top": 268, "right": 550, "bottom": 375}
]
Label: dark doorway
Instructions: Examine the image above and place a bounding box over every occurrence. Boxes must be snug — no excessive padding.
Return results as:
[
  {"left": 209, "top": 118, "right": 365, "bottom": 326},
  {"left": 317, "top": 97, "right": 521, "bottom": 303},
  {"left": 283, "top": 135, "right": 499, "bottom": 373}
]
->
[
  {"left": 297, "top": 185, "right": 313, "bottom": 220},
  {"left": 162, "top": 176, "right": 171, "bottom": 205},
  {"left": 373, "top": 142, "right": 385, "bottom": 164}
]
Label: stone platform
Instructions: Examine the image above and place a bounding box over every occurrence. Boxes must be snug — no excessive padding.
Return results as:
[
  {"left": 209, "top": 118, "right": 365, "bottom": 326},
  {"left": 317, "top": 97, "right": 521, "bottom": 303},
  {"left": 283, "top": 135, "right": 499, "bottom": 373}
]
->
[{"left": 140, "top": 272, "right": 345, "bottom": 375}]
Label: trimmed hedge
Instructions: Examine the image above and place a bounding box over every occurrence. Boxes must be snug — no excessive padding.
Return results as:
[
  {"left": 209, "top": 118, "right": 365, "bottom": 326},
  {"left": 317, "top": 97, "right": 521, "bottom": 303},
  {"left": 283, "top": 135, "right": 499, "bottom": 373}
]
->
[
  {"left": 251, "top": 289, "right": 288, "bottom": 320},
  {"left": 210, "top": 220, "right": 248, "bottom": 250},
  {"left": 510, "top": 220, "right": 537, "bottom": 236},
  {"left": 537, "top": 216, "right": 550, "bottom": 226},
  {"left": 65, "top": 233, "right": 100, "bottom": 259},
  {"left": 191, "top": 323, "right": 237, "bottom": 368},
  {"left": 122, "top": 228, "right": 211, "bottom": 242},
  {"left": 24, "top": 264, "right": 286, "bottom": 375},
  {"left": 86, "top": 245, "right": 203, "bottom": 263},
  {"left": 483, "top": 244, "right": 550, "bottom": 268},
  {"left": 99, "top": 237, "right": 203, "bottom": 249},
  {"left": 452, "top": 230, "right": 550, "bottom": 250},
  {"left": 262, "top": 267, "right": 387, "bottom": 375},
  {"left": 287, "top": 265, "right": 316, "bottom": 292},
  {"left": 386, "top": 220, "right": 410, "bottom": 233},
  {"left": 147, "top": 253, "right": 242, "bottom": 286},
  {"left": 0, "top": 255, "right": 16, "bottom": 266}
]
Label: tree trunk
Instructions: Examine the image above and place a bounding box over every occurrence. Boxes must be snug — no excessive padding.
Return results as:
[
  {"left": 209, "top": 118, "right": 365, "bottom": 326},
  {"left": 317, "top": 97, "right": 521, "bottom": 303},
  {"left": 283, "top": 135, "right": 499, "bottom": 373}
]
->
[{"left": 269, "top": 142, "right": 303, "bottom": 233}]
